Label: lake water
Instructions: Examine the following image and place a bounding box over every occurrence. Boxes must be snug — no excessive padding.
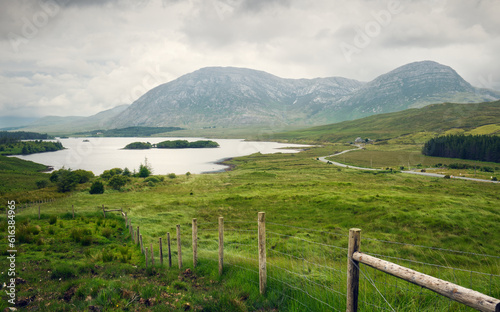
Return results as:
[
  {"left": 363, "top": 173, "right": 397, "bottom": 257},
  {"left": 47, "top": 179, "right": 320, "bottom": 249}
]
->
[{"left": 12, "top": 137, "right": 308, "bottom": 175}]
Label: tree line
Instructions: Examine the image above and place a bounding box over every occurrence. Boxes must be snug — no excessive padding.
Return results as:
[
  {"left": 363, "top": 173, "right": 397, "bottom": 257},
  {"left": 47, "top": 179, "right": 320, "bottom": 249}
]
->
[{"left": 422, "top": 134, "right": 500, "bottom": 163}]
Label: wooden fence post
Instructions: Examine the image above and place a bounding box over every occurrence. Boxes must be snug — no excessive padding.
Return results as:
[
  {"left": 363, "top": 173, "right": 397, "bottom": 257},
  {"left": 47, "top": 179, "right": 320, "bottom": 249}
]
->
[
  {"left": 192, "top": 218, "right": 198, "bottom": 268},
  {"left": 102, "top": 205, "right": 106, "bottom": 218},
  {"left": 72, "top": 205, "right": 74, "bottom": 219},
  {"left": 38, "top": 205, "right": 41, "bottom": 219},
  {"left": 347, "top": 228, "right": 361, "bottom": 312},
  {"left": 137, "top": 226, "right": 140, "bottom": 246},
  {"left": 145, "top": 247, "right": 148, "bottom": 269},
  {"left": 167, "top": 232, "right": 172, "bottom": 268},
  {"left": 140, "top": 234, "right": 144, "bottom": 254},
  {"left": 159, "top": 237, "right": 163, "bottom": 266},
  {"left": 258, "top": 212, "right": 266, "bottom": 295},
  {"left": 150, "top": 242, "right": 154, "bottom": 267},
  {"left": 177, "top": 224, "right": 182, "bottom": 269},
  {"left": 218, "top": 217, "right": 224, "bottom": 276}
]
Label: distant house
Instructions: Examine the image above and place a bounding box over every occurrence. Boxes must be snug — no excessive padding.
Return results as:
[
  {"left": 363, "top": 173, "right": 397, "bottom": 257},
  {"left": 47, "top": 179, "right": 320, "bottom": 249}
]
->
[{"left": 354, "top": 137, "right": 364, "bottom": 143}]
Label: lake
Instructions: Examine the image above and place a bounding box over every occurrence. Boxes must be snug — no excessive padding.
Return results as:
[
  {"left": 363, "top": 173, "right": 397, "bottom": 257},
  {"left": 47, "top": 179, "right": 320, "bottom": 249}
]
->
[{"left": 12, "top": 137, "right": 309, "bottom": 175}]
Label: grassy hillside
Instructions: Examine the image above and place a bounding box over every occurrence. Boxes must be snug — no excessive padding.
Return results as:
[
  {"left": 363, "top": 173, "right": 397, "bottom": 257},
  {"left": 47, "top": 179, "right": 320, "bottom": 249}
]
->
[
  {"left": 275, "top": 101, "right": 500, "bottom": 143},
  {"left": 1, "top": 145, "right": 498, "bottom": 310},
  {"left": 0, "top": 156, "right": 62, "bottom": 204}
]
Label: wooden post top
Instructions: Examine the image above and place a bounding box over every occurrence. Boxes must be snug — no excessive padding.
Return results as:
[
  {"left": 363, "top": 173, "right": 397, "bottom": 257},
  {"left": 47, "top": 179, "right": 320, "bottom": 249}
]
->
[{"left": 258, "top": 212, "right": 265, "bottom": 221}]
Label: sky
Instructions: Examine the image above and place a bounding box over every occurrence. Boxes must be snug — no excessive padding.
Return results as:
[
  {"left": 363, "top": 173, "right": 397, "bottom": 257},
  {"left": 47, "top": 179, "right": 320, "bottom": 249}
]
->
[{"left": 0, "top": 0, "right": 499, "bottom": 119}]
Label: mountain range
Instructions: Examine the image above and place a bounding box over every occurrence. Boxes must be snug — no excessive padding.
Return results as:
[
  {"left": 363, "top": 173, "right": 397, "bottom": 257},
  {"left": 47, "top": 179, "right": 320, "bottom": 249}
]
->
[{"left": 17, "top": 61, "right": 500, "bottom": 133}]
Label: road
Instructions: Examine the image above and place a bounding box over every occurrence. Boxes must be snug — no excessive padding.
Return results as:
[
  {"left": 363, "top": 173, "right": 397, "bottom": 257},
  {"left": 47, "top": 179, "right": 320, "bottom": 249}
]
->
[{"left": 318, "top": 146, "right": 499, "bottom": 184}]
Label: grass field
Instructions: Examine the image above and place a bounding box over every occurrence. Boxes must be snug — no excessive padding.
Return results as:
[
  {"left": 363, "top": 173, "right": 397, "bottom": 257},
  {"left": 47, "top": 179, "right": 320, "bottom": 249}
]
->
[
  {"left": 274, "top": 101, "right": 500, "bottom": 143},
  {"left": 325, "top": 143, "right": 499, "bottom": 181},
  {"left": 1, "top": 143, "right": 498, "bottom": 310}
]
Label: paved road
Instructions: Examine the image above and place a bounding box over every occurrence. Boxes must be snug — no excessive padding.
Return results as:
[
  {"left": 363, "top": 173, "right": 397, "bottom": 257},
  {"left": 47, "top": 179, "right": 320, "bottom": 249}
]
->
[{"left": 318, "top": 146, "right": 499, "bottom": 184}]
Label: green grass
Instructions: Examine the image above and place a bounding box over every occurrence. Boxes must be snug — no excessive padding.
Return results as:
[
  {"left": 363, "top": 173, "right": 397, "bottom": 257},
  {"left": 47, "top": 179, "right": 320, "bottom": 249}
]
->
[
  {"left": 274, "top": 101, "right": 500, "bottom": 143},
  {"left": 1, "top": 144, "right": 499, "bottom": 311},
  {"left": 0, "top": 213, "right": 279, "bottom": 311}
]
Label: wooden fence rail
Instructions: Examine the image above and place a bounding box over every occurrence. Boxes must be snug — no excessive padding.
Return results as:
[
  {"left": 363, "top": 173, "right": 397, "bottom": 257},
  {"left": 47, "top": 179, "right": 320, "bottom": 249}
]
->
[
  {"left": 347, "top": 228, "right": 500, "bottom": 312},
  {"left": 12, "top": 206, "right": 499, "bottom": 312}
]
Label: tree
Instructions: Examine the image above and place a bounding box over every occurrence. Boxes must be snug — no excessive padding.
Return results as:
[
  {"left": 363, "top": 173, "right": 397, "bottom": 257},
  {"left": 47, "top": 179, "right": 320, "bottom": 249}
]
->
[
  {"left": 89, "top": 180, "right": 104, "bottom": 194},
  {"left": 123, "top": 167, "right": 131, "bottom": 176},
  {"left": 138, "top": 164, "right": 151, "bottom": 178},
  {"left": 73, "top": 169, "right": 94, "bottom": 183},
  {"left": 55, "top": 169, "right": 79, "bottom": 193},
  {"left": 137, "top": 157, "right": 152, "bottom": 178},
  {"left": 108, "top": 175, "right": 128, "bottom": 190}
]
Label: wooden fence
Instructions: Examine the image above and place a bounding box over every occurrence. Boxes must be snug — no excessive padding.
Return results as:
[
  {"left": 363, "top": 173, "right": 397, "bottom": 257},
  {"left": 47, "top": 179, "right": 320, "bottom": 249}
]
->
[
  {"left": 10, "top": 205, "right": 500, "bottom": 311},
  {"left": 346, "top": 228, "right": 500, "bottom": 312}
]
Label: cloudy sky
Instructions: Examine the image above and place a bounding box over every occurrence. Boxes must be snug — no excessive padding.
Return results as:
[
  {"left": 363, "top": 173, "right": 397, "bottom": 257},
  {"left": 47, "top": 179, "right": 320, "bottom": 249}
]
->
[{"left": 1, "top": 0, "right": 499, "bottom": 119}]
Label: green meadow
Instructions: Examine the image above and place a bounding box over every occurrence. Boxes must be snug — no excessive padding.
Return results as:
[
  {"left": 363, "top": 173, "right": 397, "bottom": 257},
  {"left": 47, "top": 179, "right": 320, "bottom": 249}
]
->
[{"left": 0, "top": 142, "right": 498, "bottom": 311}]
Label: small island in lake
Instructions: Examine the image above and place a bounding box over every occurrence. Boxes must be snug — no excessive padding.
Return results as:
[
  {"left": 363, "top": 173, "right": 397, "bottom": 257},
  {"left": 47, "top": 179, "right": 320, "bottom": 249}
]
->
[
  {"left": 124, "top": 140, "right": 219, "bottom": 150},
  {"left": 124, "top": 142, "right": 153, "bottom": 149}
]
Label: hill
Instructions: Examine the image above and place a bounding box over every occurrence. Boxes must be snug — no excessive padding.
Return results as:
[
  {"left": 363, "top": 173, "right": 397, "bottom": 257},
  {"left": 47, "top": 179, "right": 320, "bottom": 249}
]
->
[
  {"left": 20, "top": 105, "right": 129, "bottom": 134},
  {"left": 274, "top": 100, "right": 500, "bottom": 143},
  {"left": 107, "top": 61, "right": 499, "bottom": 129}
]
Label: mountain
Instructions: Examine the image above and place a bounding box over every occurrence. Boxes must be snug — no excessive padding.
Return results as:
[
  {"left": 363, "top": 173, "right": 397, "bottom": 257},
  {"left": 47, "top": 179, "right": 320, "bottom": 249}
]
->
[
  {"left": 327, "top": 61, "right": 499, "bottom": 122},
  {"left": 20, "top": 105, "right": 129, "bottom": 133},
  {"left": 108, "top": 61, "right": 499, "bottom": 129},
  {"left": 108, "top": 67, "right": 363, "bottom": 129},
  {"left": 274, "top": 100, "right": 500, "bottom": 143},
  {"left": 0, "top": 116, "right": 38, "bottom": 130}
]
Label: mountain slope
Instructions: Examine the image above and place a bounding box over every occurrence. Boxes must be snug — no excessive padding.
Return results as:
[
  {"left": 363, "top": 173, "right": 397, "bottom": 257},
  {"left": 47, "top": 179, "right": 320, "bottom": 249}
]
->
[
  {"left": 21, "top": 105, "right": 129, "bottom": 133},
  {"left": 108, "top": 61, "right": 499, "bottom": 129},
  {"left": 274, "top": 100, "right": 500, "bottom": 143},
  {"left": 327, "top": 61, "right": 498, "bottom": 122},
  {"left": 108, "top": 67, "right": 363, "bottom": 128}
]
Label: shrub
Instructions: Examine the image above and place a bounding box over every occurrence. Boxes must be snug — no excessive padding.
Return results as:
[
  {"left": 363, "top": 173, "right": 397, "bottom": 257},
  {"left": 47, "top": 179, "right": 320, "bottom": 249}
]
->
[
  {"left": 70, "top": 228, "right": 93, "bottom": 246},
  {"left": 492, "top": 177, "right": 498, "bottom": 181},
  {"left": 481, "top": 166, "right": 494, "bottom": 173},
  {"left": 122, "top": 167, "right": 131, "bottom": 176},
  {"left": 144, "top": 176, "right": 161, "bottom": 183},
  {"left": 73, "top": 169, "right": 94, "bottom": 183},
  {"left": 36, "top": 180, "right": 49, "bottom": 189},
  {"left": 89, "top": 181, "right": 104, "bottom": 194},
  {"left": 101, "top": 228, "right": 112, "bottom": 238},
  {"left": 168, "top": 173, "right": 176, "bottom": 179},
  {"left": 444, "top": 175, "right": 451, "bottom": 179},
  {"left": 138, "top": 164, "right": 151, "bottom": 178},
  {"left": 51, "top": 169, "right": 79, "bottom": 193},
  {"left": 49, "top": 215, "right": 57, "bottom": 225},
  {"left": 101, "top": 249, "right": 114, "bottom": 262},
  {"left": 108, "top": 175, "right": 128, "bottom": 190}
]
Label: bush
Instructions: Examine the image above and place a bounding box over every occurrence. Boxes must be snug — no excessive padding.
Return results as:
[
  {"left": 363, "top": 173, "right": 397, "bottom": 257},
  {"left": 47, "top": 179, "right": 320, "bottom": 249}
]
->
[
  {"left": 49, "top": 215, "right": 57, "bottom": 225},
  {"left": 481, "top": 166, "right": 494, "bottom": 173},
  {"left": 444, "top": 175, "right": 451, "bottom": 179},
  {"left": 492, "top": 177, "right": 498, "bottom": 181},
  {"left": 168, "top": 173, "right": 176, "bottom": 179},
  {"left": 101, "top": 228, "right": 112, "bottom": 238},
  {"left": 70, "top": 228, "right": 93, "bottom": 246},
  {"left": 36, "top": 180, "right": 49, "bottom": 189},
  {"left": 73, "top": 169, "right": 94, "bottom": 183},
  {"left": 101, "top": 249, "right": 114, "bottom": 262},
  {"left": 108, "top": 175, "right": 128, "bottom": 190},
  {"left": 138, "top": 164, "right": 151, "bottom": 178},
  {"left": 89, "top": 181, "right": 104, "bottom": 194},
  {"left": 122, "top": 167, "right": 131, "bottom": 176},
  {"left": 51, "top": 169, "right": 79, "bottom": 193},
  {"left": 144, "top": 176, "right": 161, "bottom": 183}
]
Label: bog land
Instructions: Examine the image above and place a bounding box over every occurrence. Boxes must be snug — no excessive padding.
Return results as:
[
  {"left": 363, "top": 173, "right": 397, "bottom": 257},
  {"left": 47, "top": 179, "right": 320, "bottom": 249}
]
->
[{"left": 0, "top": 141, "right": 498, "bottom": 311}]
